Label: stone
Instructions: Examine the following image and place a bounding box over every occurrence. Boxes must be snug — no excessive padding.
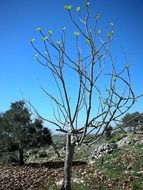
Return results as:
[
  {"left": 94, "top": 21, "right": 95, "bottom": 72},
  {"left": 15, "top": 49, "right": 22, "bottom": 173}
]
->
[{"left": 90, "top": 143, "right": 116, "bottom": 160}]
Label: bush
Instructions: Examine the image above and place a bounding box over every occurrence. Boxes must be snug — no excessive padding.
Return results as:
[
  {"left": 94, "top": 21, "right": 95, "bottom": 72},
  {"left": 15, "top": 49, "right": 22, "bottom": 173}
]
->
[
  {"left": 0, "top": 151, "right": 19, "bottom": 164},
  {"left": 109, "top": 133, "right": 127, "bottom": 143},
  {"left": 38, "top": 150, "right": 47, "bottom": 157}
]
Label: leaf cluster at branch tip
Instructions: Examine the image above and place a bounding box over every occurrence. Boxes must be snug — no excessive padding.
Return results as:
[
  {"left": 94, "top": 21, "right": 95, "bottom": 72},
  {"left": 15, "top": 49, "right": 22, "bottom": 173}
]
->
[
  {"left": 31, "top": 38, "right": 35, "bottom": 42},
  {"left": 97, "top": 29, "right": 101, "bottom": 34},
  {"left": 42, "top": 36, "right": 48, "bottom": 41},
  {"left": 86, "top": 1, "right": 90, "bottom": 7},
  {"left": 64, "top": 4, "right": 72, "bottom": 11},
  {"left": 107, "top": 31, "right": 113, "bottom": 37},
  {"left": 74, "top": 32, "right": 80, "bottom": 36},
  {"left": 109, "top": 22, "right": 114, "bottom": 27},
  {"left": 125, "top": 64, "right": 129, "bottom": 68},
  {"left": 34, "top": 54, "right": 38, "bottom": 59},
  {"left": 112, "top": 76, "right": 116, "bottom": 81},
  {"left": 48, "top": 30, "right": 53, "bottom": 35},
  {"left": 35, "top": 27, "right": 41, "bottom": 31},
  {"left": 94, "top": 14, "right": 100, "bottom": 20},
  {"left": 56, "top": 41, "right": 61, "bottom": 45},
  {"left": 76, "top": 6, "right": 80, "bottom": 12},
  {"left": 62, "top": 27, "right": 66, "bottom": 30}
]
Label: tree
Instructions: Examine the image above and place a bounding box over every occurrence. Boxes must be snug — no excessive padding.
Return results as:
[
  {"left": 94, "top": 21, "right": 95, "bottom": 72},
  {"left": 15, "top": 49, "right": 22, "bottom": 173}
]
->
[
  {"left": 27, "top": 118, "right": 52, "bottom": 148},
  {"left": 0, "top": 101, "right": 52, "bottom": 165},
  {"left": 2, "top": 100, "right": 31, "bottom": 165},
  {"left": 31, "top": 1, "right": 142, "bottom": 189},
  {"left": 105, "top": 125, "right": 113, "bottom": 140},
  {"left": 122, "top": 112, "right": 143, "bottom": 132}
]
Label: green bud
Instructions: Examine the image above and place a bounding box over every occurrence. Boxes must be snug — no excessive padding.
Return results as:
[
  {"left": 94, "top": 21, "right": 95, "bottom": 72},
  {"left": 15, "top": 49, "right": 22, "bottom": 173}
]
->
[
  {"left": 48, "top": 30, "right": 53, "bottom": 35},
  {"left": 112, "top": 76, "right": 116, "bottom": 81},
  {"left": 64, "top": 4, "right": 72, "bottom": 11},
  {"left": 74, "top": 31, "right": 80, "bottom": 36},
  {"left": 109, "top": 22, "right": 114, "bottom": 27},
  {"left": 85, "top": 38, "right": 90, "bottom": 44},
  {"left": 34, "top": 54, "right": 39, "bottom": 59},
  {"left": 31, "top": 38, "right": 35, "bottom": 42},
  {"left": 107, "top": 32, "right": 112, "bottom": 37},
  {"left": 86, "top": 1, "right": 90, "bottom": 7},
  {"left": 97, "top": 29, "right": 101, "bottom": 34},
  {"left": 56, "top": 41, "right": 61, "bottom": 45},
  {"left": 35, "top": 27, "right": 41, "bottom": 31},
  {"left": 125, "top": 64, "right": 129, "bottom": 68},
  {"left": 62, "top": 27, "right": 66, "bottom": 30},
  {"left": 76, "top": 6, "right": 80, "bottom": 12},
  {"left": 42, "top": 36, "right": 48, "bottom": 41},
  {"left": 94, "top": 14, "right": 100, "bottom": 20}
]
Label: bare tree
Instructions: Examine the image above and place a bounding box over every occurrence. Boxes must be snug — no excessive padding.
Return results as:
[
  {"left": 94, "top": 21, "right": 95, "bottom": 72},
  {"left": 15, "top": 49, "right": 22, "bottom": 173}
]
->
[{"left": 31, "top": 2, "right": 142, "bottom": 189}]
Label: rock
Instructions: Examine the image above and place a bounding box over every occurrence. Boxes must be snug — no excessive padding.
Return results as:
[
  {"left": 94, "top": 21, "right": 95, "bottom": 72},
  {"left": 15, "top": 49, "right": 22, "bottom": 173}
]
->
[
  {"left": 90, "top": 143, "right": 117, "bottom": 159},
  {"left": 56, "top": 179, "right": 63, "bottom": 187},
  {"left": 135, "top": 139, "right": 143, "bottom": 145},
  {"left": 116, "top": 136, "right": 131, "bottom": 148}
]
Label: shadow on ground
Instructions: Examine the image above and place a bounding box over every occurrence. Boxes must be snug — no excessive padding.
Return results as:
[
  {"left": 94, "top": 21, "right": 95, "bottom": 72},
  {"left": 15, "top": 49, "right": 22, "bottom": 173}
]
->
[{"left": 12, "top": 160, "right": 87, "bottom": 169}]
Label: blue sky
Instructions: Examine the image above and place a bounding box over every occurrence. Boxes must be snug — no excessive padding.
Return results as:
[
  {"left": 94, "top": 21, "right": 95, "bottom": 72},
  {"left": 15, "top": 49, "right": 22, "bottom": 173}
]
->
[{"left": 0, "top": 0, "right": 143, "bottom": 131}]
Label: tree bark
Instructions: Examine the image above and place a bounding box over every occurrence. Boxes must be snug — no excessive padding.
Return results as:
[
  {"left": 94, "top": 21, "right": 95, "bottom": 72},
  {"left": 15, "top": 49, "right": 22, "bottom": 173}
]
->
[
  {"left": 19, "top": 140, "right": 24, "bottom": 165},
  {"left": 60, "top": 133, "right": 75, "bottom": 190}
]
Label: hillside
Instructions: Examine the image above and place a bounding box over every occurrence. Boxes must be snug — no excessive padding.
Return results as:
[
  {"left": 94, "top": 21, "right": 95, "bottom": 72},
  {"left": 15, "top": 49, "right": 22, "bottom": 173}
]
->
[{"left": 0, "top": 132, "right": 143, "bottom": 190}]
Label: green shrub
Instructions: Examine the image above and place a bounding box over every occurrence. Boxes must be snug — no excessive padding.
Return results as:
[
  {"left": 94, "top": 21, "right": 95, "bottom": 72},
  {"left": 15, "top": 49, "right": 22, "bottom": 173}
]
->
[
  {"left": 109, "top": 133, "right": 127, "bottom": 143},
  {"left": 38, "top": 150, "right": 47, "bottom": 157}
]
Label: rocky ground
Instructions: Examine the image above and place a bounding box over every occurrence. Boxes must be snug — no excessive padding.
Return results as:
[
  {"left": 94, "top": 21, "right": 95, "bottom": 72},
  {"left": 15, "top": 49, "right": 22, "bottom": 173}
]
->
[{"left": 0, "top": 132, "right": 143, "bottom": 190}]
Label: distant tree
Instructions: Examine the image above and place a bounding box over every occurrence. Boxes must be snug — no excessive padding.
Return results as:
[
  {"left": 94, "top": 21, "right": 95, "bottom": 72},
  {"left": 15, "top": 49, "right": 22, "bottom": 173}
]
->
[
  {"left": 27, "top": 118, "right": 52, "bottom": 148},
  {"left": 2, "top": 100, "right": 31, "bottom": 165},
  {"left": 31, "top": 1, "right": 142, "bottom": 189},
  {"left": 0, "top": 101, "right": 52, "bottom": 165},
  {"left": 122, "top": 112, "right": 143, "bottom": 132},
  {"left": 105, "top": 125, "right": 113, "bottom": 140}
]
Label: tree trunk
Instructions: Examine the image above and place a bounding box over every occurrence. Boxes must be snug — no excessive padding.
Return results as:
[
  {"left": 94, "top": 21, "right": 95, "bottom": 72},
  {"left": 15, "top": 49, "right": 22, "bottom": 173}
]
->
[
  {"left": 19, "top": 148, "right": 24, "bottom": 165},
  {"left": 52, "top": 142, "right": 61, "bottom": 158},
  {"left": 19, "top": 140, "right": 24, "bottom": 165},
  {"left": 60, "top": 133, "right": 75, "bottom": 190}
]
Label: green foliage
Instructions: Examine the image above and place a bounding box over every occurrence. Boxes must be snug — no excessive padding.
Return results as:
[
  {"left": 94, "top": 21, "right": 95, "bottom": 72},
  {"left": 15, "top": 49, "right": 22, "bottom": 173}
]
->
[
  {"left": 125, "top": 64, "right": 129, "bottom": 68},
  {"left": 62, "top": 26, "right": 66, "bottom": 30},
  {"left": 0, "top": 100, "right": 52, "bottom": 164},
  {"left": 42, "top": 36, "right": 48, "bottom": 41},
  {"left": 35, "top": 27, "right": 41, "bottom": 31},
  {"left": 48, "top": 30, "right": 53, "bottom": 35},
  {"left": 97, "top": 29, "right": 101, "bottom": 34},
  {"left": 0, "top": 151, "right": 19, "bottom": 164},
  {"left": 109, "top": 133, "right": 127, "bottom": 143},
  {"left": 73, "top": 31, "right": 80, "bottom": 36},
  {"left": 112, "top": 76, "right": 116, "bottom": 81},
  {"left": 72, "top": 183, "right": 93, "bottom": 190},
  {"left": 122, "top": 112, "right": 143, "bottom": 132},
  {"left": 86, "top": 1, "right": 90, "bottom": 7},
  {"left": 34, "top": 53, "right": 39, "bottom": 59},
  {"left": 64, "top": 4, "right": 72, "bottom": 11},
  {"left": 105, "top": 125, "right": 113, "bottom": 140},
  {"left": 85, "top": 38, "right": 90, "bottom": 44},
  {"left": 38, "top": 150, "right": 47, "bottom": 158},
  {"left": 94, "top": 14, "right": 100, "bottom": 20},
  {"left": 47, "top": 182, "right": 58, "bottom": 190},
  {"left": 31, "top": 38, "right": 35, "bottom": 42},
  {"left": 109, "top": 22, "right": 114, "bottom": 27},
  {"left": 25, "top": 118, "right": 52, "bottom": 149},
  {"left": 76, "top": 6, "right": 80, "bottom": 12},
  {"left": 56, "top": 41, "right": 61, "bottom": 45},
  {"left": 73, "top": 145, "right": 90, "bottom": 160}
]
